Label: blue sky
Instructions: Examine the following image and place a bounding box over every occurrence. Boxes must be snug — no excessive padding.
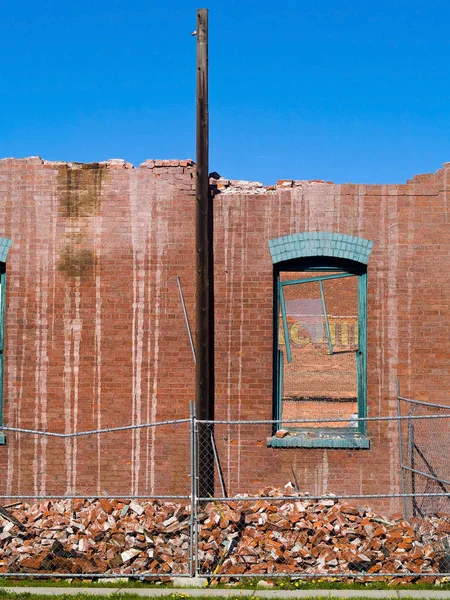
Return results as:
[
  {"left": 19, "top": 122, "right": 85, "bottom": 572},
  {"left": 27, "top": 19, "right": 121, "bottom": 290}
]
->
[{"left": 1, "top": 0, "right": 449, "bottom": 184}]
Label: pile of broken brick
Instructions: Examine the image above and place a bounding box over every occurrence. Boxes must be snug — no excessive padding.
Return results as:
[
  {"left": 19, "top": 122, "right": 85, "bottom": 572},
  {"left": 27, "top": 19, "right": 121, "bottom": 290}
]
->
[{"left": 0, "top": 487, "right": 449, "bottom": 582}]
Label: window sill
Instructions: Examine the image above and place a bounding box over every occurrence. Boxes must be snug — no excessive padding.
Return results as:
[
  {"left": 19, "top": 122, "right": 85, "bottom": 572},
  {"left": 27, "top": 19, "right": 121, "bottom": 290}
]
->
[
  {"left": 267, "top": 427, "right": 370, "bottom": 449},
  {"left": 0, "top": 433, "right": 5, "bottom": 445}
]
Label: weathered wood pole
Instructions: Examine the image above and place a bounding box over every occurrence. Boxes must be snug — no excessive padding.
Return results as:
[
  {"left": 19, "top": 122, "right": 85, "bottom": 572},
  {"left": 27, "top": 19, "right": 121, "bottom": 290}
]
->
[{"left": 195, "top": 8, "right": 215, "bottom": 498}]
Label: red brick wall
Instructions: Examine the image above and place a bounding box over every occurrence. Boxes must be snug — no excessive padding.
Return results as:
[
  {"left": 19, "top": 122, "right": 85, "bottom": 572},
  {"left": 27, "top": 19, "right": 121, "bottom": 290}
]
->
[{"left": 1, "top": 157, "right": 450, "bottom": 513}]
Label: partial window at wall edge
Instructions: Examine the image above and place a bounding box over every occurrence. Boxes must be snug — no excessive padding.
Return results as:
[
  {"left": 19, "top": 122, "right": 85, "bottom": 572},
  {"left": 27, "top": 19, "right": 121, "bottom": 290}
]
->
[
  {"left": 0, "top": 236, "right": 12, "bottom": 445},
  {"left": 0, "top": 262, "right": 6, "bottom": 445}
]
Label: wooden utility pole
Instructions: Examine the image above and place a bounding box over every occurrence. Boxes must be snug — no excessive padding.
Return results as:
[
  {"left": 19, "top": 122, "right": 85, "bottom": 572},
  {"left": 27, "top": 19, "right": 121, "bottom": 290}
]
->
[{"left": 195, "top": 8, "right": 215, "bottom": 497}]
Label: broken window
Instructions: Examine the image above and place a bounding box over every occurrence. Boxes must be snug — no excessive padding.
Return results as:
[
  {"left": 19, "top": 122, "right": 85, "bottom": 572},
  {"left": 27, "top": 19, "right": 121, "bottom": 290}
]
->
[{"left": 272, "top": 258, "right": 368, "bottom": 448}]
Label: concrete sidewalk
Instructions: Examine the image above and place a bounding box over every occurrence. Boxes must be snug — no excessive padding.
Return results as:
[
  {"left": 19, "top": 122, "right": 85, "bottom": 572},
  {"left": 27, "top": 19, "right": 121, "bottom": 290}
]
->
[{"left": 2, "top": 587, "right": 450, "bottom": 599}]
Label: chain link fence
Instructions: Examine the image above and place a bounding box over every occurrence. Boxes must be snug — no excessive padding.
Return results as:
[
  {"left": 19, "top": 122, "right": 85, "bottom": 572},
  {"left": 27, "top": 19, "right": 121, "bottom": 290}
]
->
[
  {"left": 398, "top": 396, "right": 450, "bottom": 519},
  {"left": 1, "top": 398, "right": 450, "bottom": 581},
  {"left": 0, "top": 418, "right": 192, "bottom": 578},
  {"left": 195, "top": 410, "right": 450, "bottom": 582}
]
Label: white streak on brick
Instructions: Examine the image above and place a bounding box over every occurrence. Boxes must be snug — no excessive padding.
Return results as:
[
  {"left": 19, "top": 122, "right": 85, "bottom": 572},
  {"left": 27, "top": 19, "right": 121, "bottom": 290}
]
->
[
  {"left": 130, "top": 177, "right": 145, "bottom": 496},
  {"left": 93, "top": 211, "right": 102, "bottom": 494},
  {"left": 51, "top": 189, "right": 58, "bottom": 349},
  {"left": 384, "top": 186, "right": 400, "bottom": 513},
  {"left": 34, "top": 248, "right": 49, "bottom": 496},
  {"left": 71, "top": 278, "right": 82, "bottom": 494},
  {"left": 145, "top": 222, "right": 154, "bottom": 492},
  {"left": 5, "top": 171, "right": 21, "bottom": 496},
  {"left": 63, "top": 282, "right": 73, "bottom": 495},
  {"left": 223, "top": 201, "right": 236, "bottom": 489},
  {"left": 149, "top": 208, "right": 168, "bottom": 494},
  {"left": 236, "top": 207, "right": 248, "bottom": 487},
  {"left": 62, "top": 277, "right": 82, "bottom": 495},
  {"left": 322, "top": 450, "right": 329, "bottom": 493},
  {"left": 292, "top": 186, "right": 304, "bottom": 233},
  {"left": 357, "top": 185, "right": 365, "bottom": 236}
]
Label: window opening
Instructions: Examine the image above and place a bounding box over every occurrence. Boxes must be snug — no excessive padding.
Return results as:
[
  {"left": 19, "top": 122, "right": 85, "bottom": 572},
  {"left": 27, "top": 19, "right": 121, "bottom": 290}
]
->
[{"left": 277, "top": 268, "right": 366, "bottom": 434}]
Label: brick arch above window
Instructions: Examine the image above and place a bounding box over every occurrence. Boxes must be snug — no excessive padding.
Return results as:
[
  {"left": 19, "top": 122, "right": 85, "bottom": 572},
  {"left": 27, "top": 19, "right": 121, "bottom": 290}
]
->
[
  {"left": 0, "top": 237, "right": 12, "bottom": 263},
  {"left": 268, "top": 232, "right": 373, "bottom": 265}
]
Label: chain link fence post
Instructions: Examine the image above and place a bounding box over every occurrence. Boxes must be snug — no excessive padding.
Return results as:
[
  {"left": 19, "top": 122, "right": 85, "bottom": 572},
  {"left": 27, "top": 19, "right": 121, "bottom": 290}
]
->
[
  {"left": 397, "top": 381, "right": 407, "bottom": 518},
  {"left": 189, "top": 400, "right": 200, "bottom": 577},
  {"left": 188, "top": 400, "right": 199, "bottom": 577},
  {"left": 408, "top": 403, "right": 417, "bottom": 517}
]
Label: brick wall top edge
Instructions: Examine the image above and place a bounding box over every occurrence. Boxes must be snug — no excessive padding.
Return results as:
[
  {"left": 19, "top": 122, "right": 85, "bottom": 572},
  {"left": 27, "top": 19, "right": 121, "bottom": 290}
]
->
[
  {"left": 215, "top": 161, "right": 450, "bottom": 195},
  {"left": 1, "top": 156, "right": 449, "bottom": 187},
  {"left": 0, "top": 156, "right": 196, "bottom": 170}
]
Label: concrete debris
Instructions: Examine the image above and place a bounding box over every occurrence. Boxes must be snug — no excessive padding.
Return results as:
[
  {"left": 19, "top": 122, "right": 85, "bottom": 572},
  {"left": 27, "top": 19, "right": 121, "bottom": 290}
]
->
[
  {"left": 0, "top": 491, "right": 449, "bottom": 581},
  {"left": 256, "top": 579, "right": 275, "bottom": 588},
  {"left": 212, "top": 178, "right": 266, "bottom": 194},
  {"left": 129, "top": 501, "right": 145, "bottom": 516},
  {"left": 171, "top": 576, "right": 208, "bottom": 588},
  {"left": 213, "top": 177, "right": 335, "bottom": 194}
]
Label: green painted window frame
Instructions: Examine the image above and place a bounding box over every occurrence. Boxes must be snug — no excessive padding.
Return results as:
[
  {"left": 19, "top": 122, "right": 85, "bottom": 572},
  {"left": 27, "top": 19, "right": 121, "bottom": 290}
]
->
[
  {"left": 270, "top": 261, "right": 369, "bottom": 449},
  {"left": 0, "top": 265, "right": 6, "bottom": 445},
  {"left": 267, "top": 233, "right": 373, "bottom": 449},
  {"left": 0, "top": 236, "right": 12, "bottom": 445}
]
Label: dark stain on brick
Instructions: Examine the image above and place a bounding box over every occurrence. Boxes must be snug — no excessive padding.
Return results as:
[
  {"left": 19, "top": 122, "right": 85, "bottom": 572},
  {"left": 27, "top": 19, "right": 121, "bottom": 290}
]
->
[
  {"left": 57, "top": 163, "right": 108, "bottom": 218},
  {"left": 58, "top": 246, "right": 95, "bottom": 278}
]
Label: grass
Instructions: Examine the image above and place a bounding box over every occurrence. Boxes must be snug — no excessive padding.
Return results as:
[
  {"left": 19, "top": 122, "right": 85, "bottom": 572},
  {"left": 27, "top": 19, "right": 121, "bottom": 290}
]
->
[
  {"left": 0, "top": 593, "right": 444, "bottom": 600},
  {"left": 0, "top": 578, "right": 450, "bottom": 591},
  {"left": 0, "top": 583, "right": 162, "bottom": 590}
]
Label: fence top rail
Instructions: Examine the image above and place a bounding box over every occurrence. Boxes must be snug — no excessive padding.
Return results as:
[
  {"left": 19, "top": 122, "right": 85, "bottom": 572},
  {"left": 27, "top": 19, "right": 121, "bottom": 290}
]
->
[
  {"left": 398, "top": 396, "right": 450, "bottom": 410},
  {"left": 0, "top": 418, "right": 190, "bottom": 437},
  {"left": 1, "top": 572, "right": 449, "bottom": 579},
  {"left": 199, "top": 413, "right": 450, "bottom": 425},
  {"left": 200, "top": 572, "right": 450, "bottom": 579},
  {"left": 0, "top": 495, "right": 190, "bottom": 500},
  {"left": 0, "top": 573, "right": 194, "bottom": 579},
  {"left": 197, "top": 492, "right": 450, "bottom": 502},
  {"left": 1, "top": 491, "right": 448, "bottom": 501},
  {"left": 2, "top": 414, "right": 449, "bottom": 436}
]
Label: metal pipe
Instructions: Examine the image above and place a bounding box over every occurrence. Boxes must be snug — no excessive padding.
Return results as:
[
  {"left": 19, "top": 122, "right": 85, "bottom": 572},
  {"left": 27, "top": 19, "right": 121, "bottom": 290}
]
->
[
  {"left": 281, "top": 272, "right": 356, "bottom": 286},
  {"left": 398, "top": 396, "right": 450, "bottom": 409},
  {"left": 400, "top": 464, "right": 450, "bottom": 487},
  {"left": 211, "top": 429, "right": 226, "bottom": 497},
  {"left": 177, "top": 276, "right": 196, "bottom": 364},
  {"left": 319, "top": 279, "right": 333, "bottom": 355}
]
